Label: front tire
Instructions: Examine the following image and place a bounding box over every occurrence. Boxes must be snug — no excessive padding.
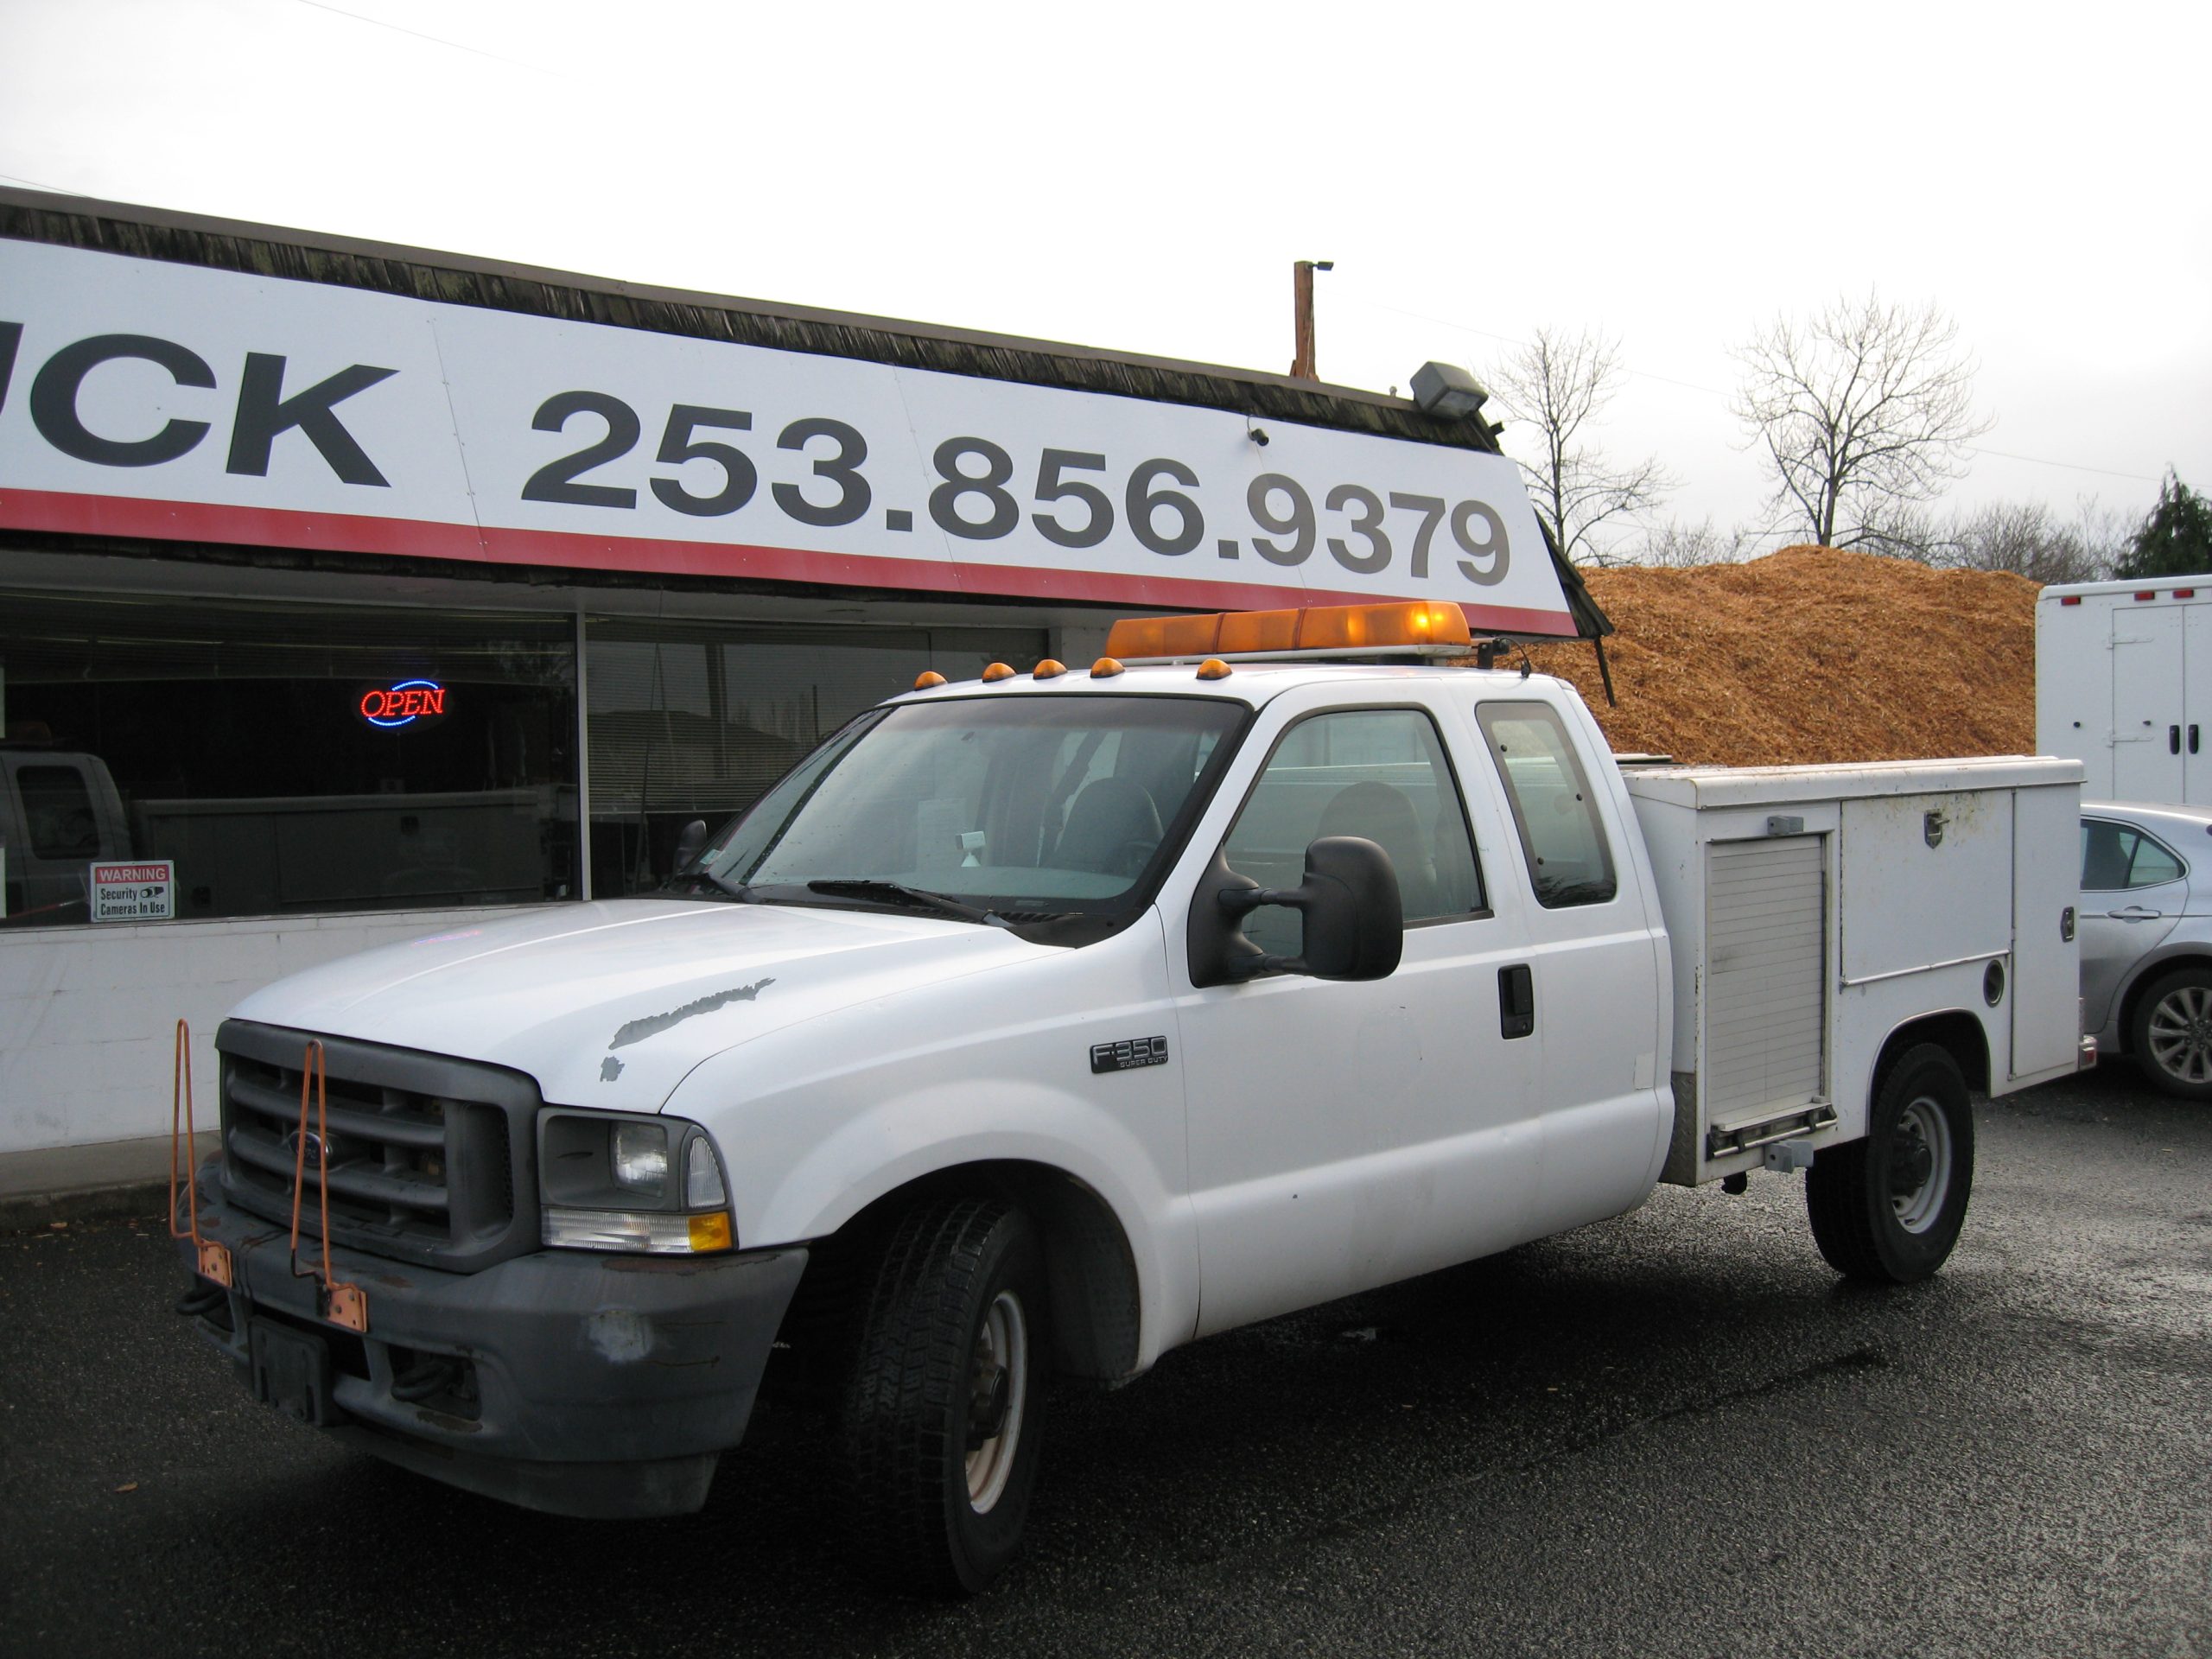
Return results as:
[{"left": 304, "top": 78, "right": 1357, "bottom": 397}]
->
[
  {"left": 1806, "top": 1043, "right": 1974, "bottom": 1284},
  {"left": 838, "top": 1199, "right": 1047, "bottom": 1596},
  {"left": 2130, "top": 965, "right": 2212, "bottom": 1100}
]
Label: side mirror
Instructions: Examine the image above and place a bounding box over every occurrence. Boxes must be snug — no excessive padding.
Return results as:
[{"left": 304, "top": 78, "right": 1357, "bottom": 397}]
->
[
  {"left": 1188, "top": 836, "right": 1403, "bottom": 988},
  {"left": 671, "top": 818, "right": 709, "bottom": 874}
]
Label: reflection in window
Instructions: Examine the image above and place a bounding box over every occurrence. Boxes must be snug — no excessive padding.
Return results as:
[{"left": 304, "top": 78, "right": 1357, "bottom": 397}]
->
[
  {"left": 0, "top": 592, "right": 576, "bottom": 928},
  {"left": 1477, "top": 701, "right": 1618, "bottom": 908},
  {"left": 2081, "top": 820, "right": 2186, "bottom": 891},
  {"left": 586, "top": 623, "right": 1046, "bottom": 896},
  {"left": 1221, "top": 708, "right": 1484, "bottom": 955}
]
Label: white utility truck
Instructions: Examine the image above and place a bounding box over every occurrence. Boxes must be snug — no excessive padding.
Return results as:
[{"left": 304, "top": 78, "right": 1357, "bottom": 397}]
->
[
  {"left": 2037, "top": 575, "right": 2212, "bottom": 804},
  {"left": 173, "top": 600, "right": 2089, "bottom": 1594}
]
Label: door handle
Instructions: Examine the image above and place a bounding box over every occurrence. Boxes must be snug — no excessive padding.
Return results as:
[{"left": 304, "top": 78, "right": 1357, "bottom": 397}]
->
[
  {"left": 2107, "top": 906, "right": 2163, "bottom": 920},
  {"left": 2192, "top": 725, "right": 2201, "bottom": 755},
  {"left": 1498, "top": 963, "right": 1535, "bottom": 1039},
  {"left": 2171, "top": 724, "right": 2182, "bottom": 754}
]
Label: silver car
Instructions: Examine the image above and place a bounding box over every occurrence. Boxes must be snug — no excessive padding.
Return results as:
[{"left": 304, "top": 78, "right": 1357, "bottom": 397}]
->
[{"left": 2080, "top": 801, "right": 2212, "bottom": 1099}]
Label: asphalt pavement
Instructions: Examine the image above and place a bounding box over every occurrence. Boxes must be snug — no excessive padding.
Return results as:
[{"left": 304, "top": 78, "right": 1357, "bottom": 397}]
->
[{"left": 3, "top": 1065, "right": 2207, "bottom": 1659}]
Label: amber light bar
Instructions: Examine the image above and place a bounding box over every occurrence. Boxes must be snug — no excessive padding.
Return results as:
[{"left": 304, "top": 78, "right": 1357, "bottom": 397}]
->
[{"left": 1103, "top": 601, "right": 1473, "bottom": 663}]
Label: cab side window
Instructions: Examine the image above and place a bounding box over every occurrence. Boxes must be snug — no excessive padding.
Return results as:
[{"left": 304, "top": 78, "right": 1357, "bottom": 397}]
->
[
  {"left": 1476, "top": 702, "right": 1618, "bottom": 908},
  {"left": 2081, "top": 820, "right": 2185, "bottom": 891},
  {"left": 1221, "top": 709, "right": 1484, "bottom": 955}
]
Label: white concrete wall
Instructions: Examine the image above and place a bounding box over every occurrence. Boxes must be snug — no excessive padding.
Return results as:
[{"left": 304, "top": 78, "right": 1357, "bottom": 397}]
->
[{"left": 0, "top": 906, "right": 550, "bottom": 1155}]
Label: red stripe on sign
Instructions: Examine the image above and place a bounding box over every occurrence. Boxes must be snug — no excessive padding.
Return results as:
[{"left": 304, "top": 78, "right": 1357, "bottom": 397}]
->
[{"left": 0, "top": 487, "right": 1582, "bottom": 636}]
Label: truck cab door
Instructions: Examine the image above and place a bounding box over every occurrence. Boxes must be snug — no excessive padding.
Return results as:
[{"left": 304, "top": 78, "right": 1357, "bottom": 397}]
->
[{"left": 1169, "top": 693, "right": 1543, "bottom": 1337}]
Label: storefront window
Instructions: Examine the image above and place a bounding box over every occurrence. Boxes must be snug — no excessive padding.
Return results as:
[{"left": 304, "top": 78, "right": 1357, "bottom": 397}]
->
[
  {"left": 0, "top": 594, "right": 577, "bottom": 927},
  {"left": 587, "top": 622, "right": 1046, "bottom": 895}
]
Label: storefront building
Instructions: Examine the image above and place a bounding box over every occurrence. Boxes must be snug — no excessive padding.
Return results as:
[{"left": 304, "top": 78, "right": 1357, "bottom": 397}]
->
[{"left": 0, "top": 188, "right": 1601, "bottom": 1160}]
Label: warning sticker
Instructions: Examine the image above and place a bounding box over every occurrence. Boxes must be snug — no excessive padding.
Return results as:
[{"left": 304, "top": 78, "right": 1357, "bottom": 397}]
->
[{"left": 89, "top": 861, "right": 176, "bottom": 923}]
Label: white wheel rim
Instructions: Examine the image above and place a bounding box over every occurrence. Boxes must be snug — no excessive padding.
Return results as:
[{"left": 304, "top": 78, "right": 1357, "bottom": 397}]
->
[
  {"left": 964, "top": 1289, "right": 1027, "bottom": 1513},
  {"left": 2146, "top": 984, "right": 2212, "bottom": 1084},
  {"left": 1889, "top": 1096, "right": 1954, "bottom": 1234}
]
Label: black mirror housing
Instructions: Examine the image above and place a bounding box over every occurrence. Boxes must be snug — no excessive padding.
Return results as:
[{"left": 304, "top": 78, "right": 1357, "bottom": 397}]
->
[
  {"left": 671, "top": 818, "right": 710, "bottom": 873},
  {"left": 1188, "top": 836, "right": 1402, "bottom": 988}
]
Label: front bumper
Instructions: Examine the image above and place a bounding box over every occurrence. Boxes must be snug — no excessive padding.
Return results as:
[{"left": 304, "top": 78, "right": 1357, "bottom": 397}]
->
[{"left": 175, "top": 1163, "right": 807, "bottom": 1518}]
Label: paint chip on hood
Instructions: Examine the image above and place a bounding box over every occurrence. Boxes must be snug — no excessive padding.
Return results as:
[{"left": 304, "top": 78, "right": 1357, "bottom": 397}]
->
[{"left": 608, "top": 978, "right": 777, "bottom": 1051}]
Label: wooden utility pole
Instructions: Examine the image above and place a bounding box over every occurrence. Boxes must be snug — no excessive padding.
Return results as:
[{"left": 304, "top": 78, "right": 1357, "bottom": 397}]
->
[{"left": 1290, "top": 258, "right": 1332, "bottom": 380}]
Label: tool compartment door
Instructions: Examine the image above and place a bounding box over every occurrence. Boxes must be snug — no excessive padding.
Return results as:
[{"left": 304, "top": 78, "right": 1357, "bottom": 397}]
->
[
  {"left": 2011, "top": 783, "right": 2084, "bottom": 1079},
  {"left": 1702, "top": 835, "right": 1827, "bottom": 1123},
  {"left": 1839, "top": 791, "right": 2012, "bottom": 988}
]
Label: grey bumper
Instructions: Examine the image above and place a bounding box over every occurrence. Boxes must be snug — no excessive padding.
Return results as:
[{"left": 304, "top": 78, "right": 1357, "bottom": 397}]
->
[{"left": 176, "top": 1168, "right": 807, "bottom": 1518}]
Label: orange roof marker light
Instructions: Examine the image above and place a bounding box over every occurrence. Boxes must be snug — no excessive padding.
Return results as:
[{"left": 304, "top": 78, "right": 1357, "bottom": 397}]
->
[
  {"left": 912, "top": 671, "right": 948, "bottom": 690},
  {"left": 981, "top": 662, "right": 1017, "bottom": 683},
  {"left": 1033, "top": 658, "right": 1068, "bottom": 679},
  {"left": 1196, "top": 658, "right": 1233, "bottom": 681},
  {"left": 1090, "top": 657, "right": 1125, "bottom": 678},
  {"left": 1103, "top": 600, "right": 1472, "bottom": 664}
]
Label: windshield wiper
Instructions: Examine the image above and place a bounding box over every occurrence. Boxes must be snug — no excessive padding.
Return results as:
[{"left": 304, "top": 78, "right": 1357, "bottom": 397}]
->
[
  {"left": 660, "top": 868, "right": 759, "bottom": 901},
  {"left": 805, "top": 879, "right": 1014, "bottom": 928}
]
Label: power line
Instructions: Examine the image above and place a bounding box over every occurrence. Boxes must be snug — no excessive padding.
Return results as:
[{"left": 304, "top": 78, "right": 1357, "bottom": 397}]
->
[
  {"left": 288, "top": 0, "right": 559, "bottom": 75},
  {"left": 0, "top": 168, "right": 79, "bottom": 193}
]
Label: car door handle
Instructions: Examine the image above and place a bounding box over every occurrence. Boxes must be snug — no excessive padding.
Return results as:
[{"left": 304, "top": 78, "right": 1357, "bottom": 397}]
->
[
  {"left": 2171, "top": 725, "right": 2183, "bottom": 755},
  {"left": 2107, "top": 906, "right": 2163, "bottom": 920},
  {"left": 2193, "top": 725, "right": 2201, "bottom": 755},
  {"left": 1498, "top": 963, "right": 1535, "bottom": 1039}
]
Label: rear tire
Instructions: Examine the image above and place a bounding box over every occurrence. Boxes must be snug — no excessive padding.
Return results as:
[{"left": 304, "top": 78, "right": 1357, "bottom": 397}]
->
[
  {"left": 837, "top": 1198, "right": 1047, "bottom": 1596},
  {"left": 1806, "top": 1043, "right": 1974, "bottom": 1284},
  {"left": 2129, "top": 965, "right": 2212, "bottom": 1101}
]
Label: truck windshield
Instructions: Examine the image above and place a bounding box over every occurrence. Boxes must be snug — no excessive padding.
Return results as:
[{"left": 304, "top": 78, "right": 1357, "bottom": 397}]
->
[{"left": 686, "top": 694, "right": 1248, "bottom": 938}]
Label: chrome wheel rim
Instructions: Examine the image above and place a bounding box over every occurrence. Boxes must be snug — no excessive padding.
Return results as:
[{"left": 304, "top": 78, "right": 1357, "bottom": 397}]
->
[
  {"left": 1888, "top": 1096, "right": 1953, "bottom": 1234},
  {"left": 2146, "top": 985, "right": 2212, "bottom": 1085},
  {"left": 964, "top": 1289, "right": 1028, "bottom": 1513}
]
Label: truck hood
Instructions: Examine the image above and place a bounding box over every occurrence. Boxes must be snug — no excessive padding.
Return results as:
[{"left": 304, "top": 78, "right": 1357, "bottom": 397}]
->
[{"left": 227, "top": 899, "right": 1044, "bottom": 1109}]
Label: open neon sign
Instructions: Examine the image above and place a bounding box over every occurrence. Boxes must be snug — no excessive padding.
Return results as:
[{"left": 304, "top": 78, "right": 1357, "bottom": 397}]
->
[{"left": 359, "top": 679, "right": 448, "bottom": 728}]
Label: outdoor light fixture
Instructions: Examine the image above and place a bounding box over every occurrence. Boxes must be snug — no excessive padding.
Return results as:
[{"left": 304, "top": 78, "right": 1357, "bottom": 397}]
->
[
  {"left": 1409, "top": 360, "right": 1491, "bottom": 420},
  {"left": 1248, "top": 426, "right": 1270, "bottom": 446}
]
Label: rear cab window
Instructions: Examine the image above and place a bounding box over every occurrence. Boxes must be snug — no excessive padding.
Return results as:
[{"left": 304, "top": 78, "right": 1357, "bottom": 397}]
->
[{"left": 1475, "top": 701, "right": 1618, "bottom": 908}]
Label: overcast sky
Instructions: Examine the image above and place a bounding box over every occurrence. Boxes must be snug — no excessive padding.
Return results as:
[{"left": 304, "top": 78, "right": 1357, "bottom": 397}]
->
[{"left": 3, "top": 0, "right": 2206, "bottom": 557}]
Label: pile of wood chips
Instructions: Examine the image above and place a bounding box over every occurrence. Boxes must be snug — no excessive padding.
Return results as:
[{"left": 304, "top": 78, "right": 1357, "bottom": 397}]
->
[{"left": 1516, "top": 545, "right": 2039, "bottom": 767}]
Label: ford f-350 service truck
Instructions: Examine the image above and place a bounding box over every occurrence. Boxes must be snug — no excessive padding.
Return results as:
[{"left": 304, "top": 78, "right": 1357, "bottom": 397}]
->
[{"left": 171, "top": 599, "right": 2089, "bottom": 1594}]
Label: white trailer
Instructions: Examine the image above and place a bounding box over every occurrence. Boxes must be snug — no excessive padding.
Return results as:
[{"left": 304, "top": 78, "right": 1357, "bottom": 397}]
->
[{"left": 2037, "top": 577, "right": 2212, "bottom": 804}]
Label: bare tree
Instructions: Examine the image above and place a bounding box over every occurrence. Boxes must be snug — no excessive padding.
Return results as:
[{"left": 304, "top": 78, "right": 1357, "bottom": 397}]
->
[
  {"left": 1869, "top": 497, "right": 2126, "bottom": 584},
  {"left": 1629, "top": 516, "right": 1752, "bottom": 569},
  {"left": 1732, "top": 293, "right": 1992, "bottom": 550},
  {"left": 1486, "top": 327, "right": 1671, "bottom": 566}
]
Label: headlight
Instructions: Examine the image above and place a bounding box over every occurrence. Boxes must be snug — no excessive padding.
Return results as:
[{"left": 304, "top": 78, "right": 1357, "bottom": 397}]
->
[
  {"left": 537, "top": 1109, "right": 734, "bottom": 1255},
  {"left": 612, "top": 1123, "right": 669, "bottom": 1195}
]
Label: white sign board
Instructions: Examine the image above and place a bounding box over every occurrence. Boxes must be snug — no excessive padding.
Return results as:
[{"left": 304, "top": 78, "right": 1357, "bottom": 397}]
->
[
  {"left": 89, "top": 859, "right": 175, "bottom": 923},
  {"left": 0, "top": 239, "right": 1577, "bottom": 634}
]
